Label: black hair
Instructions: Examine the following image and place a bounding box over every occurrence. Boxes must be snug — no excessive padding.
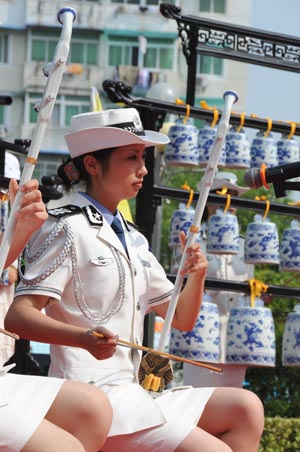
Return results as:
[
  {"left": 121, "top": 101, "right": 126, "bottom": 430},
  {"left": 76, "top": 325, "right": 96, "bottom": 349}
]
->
[{"left": 57, "top": 147, "right": 116, "bottom": 187}]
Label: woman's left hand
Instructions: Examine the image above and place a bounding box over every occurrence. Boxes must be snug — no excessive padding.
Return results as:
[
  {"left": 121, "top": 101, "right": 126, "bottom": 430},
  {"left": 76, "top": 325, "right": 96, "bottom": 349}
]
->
[{"left": 178, "top": 230, "right": 208, "bottom": 276}]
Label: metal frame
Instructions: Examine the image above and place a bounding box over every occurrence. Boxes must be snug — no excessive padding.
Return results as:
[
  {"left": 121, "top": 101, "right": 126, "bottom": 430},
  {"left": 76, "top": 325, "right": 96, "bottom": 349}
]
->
[
  {"left": 103, "top": 5, "right": 300, "bottom": 344},
  {"left": 160, "top": 3, "right": 300, "bottom": 104},
  {"left": 102, "top": 79, "right": 300, "bottom": 300}
]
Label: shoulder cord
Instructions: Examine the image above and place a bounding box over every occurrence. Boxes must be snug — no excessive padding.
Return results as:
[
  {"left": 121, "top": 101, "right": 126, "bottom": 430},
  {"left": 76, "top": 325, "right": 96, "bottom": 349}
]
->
[
  {"left": 19, "top": 218, "right": 72, "bottom": 285},
  {"left": 71, "top": 244, "right": 126, "bottom": 324},
  {"left": 19, "top": 218, "right": 126, "bottom": 324}
]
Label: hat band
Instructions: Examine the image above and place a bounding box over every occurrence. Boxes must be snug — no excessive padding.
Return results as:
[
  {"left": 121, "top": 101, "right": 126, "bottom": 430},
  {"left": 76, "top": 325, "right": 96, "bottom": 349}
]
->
[{"left": 108, "top": 121, "right": 145, "bottom": 136}]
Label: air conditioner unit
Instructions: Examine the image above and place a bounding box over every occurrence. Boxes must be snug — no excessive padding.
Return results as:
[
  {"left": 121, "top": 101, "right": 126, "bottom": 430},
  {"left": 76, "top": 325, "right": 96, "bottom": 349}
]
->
[
  {"left": 196, "top": 74, "right": 210, "bottom": 90},
  {"left": 116, "top": 5, "right": 126, "bottom": 14}
]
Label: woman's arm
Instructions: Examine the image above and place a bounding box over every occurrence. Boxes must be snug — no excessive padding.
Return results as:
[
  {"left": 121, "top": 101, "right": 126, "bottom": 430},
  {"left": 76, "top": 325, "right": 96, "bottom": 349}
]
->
[
  {"left": 154, "top": 231, "right": 208, "bottom": 331},
  {"left": 4, "top": 178, "right": 48, "bottom": 267},
  {"left": 5, "top": 294, "right": 117, "bottom": 360}
]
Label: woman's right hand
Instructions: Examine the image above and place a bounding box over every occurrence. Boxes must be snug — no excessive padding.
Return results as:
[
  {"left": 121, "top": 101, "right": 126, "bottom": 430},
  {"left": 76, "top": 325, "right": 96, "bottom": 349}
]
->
[
  {"left": 84, "top": 326, "right": 118, "bottom": 360},
  {"left": 10, "top": 178, "right": 48, "bottom": 236}
]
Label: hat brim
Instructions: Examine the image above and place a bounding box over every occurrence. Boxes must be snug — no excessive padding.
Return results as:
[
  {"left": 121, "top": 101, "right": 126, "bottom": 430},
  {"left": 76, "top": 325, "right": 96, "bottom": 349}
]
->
[{"left": 65, "top": 127, "right": 170, "bottom": 159}]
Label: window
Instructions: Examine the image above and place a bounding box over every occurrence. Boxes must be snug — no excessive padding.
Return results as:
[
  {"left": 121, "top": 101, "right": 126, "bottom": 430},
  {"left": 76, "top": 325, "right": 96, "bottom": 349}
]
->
[
  {"left": 32, "top": 37, "right": 56, "bottom": 62},
  {"left": 28, "top": 152, "right": 69, "bottom": 183},
  {"left": 197, "top": 54, "right": 223, "bottom": 76},
  {"left": 108, "top": 35, "right": 175, "bottom": 70},
  {"left": 110, "top": 0, "right": 175, "bottom": 5},
  {"left": 0, "top": 107, "right": 4, "bottom": 125},
  {"left": 30, "top": 31, "right": 98, "bottom": 65},
  {"left": 0, "top": 34, "right": 9, "bottom": 63},
  {"left": 27, "top": 94, "right": 90, "bottom": 126},
  {"left": 199, "top": 0, "right": 225, "bottom": 13},
  {"left": 69, "top": 40, "right": 97, "bottom": 65}
]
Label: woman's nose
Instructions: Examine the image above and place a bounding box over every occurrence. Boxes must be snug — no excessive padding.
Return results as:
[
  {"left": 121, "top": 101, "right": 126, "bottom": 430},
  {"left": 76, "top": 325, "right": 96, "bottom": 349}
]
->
[{"left": 138, "top": 163, "right": 148, "bottom": 176}]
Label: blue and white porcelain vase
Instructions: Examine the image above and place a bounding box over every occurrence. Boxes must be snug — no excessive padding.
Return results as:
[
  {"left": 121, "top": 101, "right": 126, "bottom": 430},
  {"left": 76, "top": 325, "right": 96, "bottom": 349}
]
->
[
  {"left": 225, "top": 127, "right": 251, "bottom": 169},
  {"left": 280, "top": 220, "right": 300, "bottom": 272},
  {"left": 244, "top": 214, "right": 280, "bottom": 265},
  {"left": 165, "top": 123, "right": 199, "bottom": 167},
  {"left": 198, "top": 123, "right": 226, "bottom": 167},
  {"left": 250, "top": 131, "right": 278, "bottom": 169},
  {"left": 226, "top": 305, "right": 276, "bottom": 367},
  {"left": 282, "top": 304, "right": 300, "bottom": 366},
  {"left": 169, "top": 299, "right": 220, "bottom": 363},
  {"left": 277, "top": 135, "right": 300, "bottom": 165},
  {"left": 207, "top": 209, "right": 240, "bottom": 254},
  {"left": 169, "top": 204, "right": 195, "bottom": 247}
]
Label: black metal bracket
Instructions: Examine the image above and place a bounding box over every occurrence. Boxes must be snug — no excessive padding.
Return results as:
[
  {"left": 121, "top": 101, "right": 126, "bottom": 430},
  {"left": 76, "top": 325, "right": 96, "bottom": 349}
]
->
[
  {"left": 160, "top": 3, "right": 300, "bottom": 103},
  {"left": 0, "top": 139, "right": 31, "bottom": 155},
  {"left": 153, "top": 186, "right": 300, "bottom": 217},
  {"left": 103, "top": 79, "right": 300, "bottom": 136},
  {"left": 167, "top": 274, "right": 300, "bottom": 300}
]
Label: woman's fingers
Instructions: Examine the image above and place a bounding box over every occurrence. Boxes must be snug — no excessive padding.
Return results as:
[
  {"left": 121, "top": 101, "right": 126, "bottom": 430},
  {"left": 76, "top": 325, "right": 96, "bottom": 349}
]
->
[
  {"left": 85, "top": 327, "right": 118, "bottom": 360},
  {"left": 177, "top": 232, "right": 208, "bottom": 275},
  {"left": 8, "top": 178, "right": 18, "bottom": 205}
]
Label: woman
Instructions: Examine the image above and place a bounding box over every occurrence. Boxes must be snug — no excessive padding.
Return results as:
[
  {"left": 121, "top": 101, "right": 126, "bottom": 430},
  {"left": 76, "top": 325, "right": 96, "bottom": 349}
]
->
[
  {"left": 1, "top": 178, "right": 112, "bottom": 452},
  {"left": 6, "top": 108, "right": 264, "bottom": 452}
]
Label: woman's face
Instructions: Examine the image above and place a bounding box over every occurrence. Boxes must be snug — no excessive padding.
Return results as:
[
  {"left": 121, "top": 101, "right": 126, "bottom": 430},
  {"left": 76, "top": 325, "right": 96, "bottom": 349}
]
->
[{"left": 85, "top": 143, "right": 148, "bottom": 211}]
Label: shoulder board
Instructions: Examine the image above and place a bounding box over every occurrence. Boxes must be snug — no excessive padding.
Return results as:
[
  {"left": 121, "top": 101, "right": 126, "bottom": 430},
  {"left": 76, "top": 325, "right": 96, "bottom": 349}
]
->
[{"left": 47, "top": 205, "right": 82, "bottom": 218}]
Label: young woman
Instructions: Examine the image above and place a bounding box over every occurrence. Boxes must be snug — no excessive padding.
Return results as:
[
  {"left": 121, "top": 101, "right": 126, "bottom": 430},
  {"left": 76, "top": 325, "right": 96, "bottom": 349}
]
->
[
  {"left": 1, "top": 178, "right": 112, "bottom": 452},
  {"left": 6, "top": 109, "right": 264, "bottom": 452}
]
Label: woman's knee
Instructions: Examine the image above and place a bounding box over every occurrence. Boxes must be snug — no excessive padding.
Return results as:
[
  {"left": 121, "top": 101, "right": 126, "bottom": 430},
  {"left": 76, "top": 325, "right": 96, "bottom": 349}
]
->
[
  {"left": 238, "top": 389, "right": 264, "bottom": 434},
  {"left": 78, "top": 383, "right": 112, "bottom": 431},
  {"left": 199, "top": 387, "right": 264, "bottom": 437}
]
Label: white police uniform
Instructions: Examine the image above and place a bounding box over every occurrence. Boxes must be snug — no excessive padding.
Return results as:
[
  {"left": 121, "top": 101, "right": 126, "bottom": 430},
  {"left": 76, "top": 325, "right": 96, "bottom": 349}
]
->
[
  {"left": 16, "top": 192, "right": 215, "bottom": 452},
  {"left": 183, "top": 222, "right": 254, "bottom": 388}
]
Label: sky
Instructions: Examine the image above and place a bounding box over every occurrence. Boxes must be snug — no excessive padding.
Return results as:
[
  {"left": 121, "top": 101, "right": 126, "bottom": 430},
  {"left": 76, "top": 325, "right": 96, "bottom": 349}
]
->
[
  {"left": 246, "top": 0, "right": 300, "bottom": 123},
  {"left": 246, "top": 0, "right": 300, "bottom": 199}
]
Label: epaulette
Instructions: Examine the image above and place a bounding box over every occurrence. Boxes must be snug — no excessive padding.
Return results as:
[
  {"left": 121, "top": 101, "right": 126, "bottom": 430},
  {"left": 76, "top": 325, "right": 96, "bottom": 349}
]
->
[
  {"left": 47, "top": 204, "right": 103, "bottom": 227},
  {"left": 47, "top": 204, "right": 82, "bottom": 218}
]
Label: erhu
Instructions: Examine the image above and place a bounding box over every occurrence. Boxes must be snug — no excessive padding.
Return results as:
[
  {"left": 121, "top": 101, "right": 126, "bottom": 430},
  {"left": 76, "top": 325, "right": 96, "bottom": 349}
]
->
[
  {"left": 0, "top": 7, "right": 76, "bottom": 276},
  {"left": 138, "top": 90, "right": 239, "bottom": 391}
]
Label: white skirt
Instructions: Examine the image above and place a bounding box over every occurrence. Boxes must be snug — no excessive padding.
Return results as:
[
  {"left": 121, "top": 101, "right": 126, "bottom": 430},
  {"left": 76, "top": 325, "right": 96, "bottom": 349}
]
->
[
  {"left": 100, "top": 381, "right": 215, "bottom": 452},
  {"left": 0, "top": 372, "right": 64, "bottom": 451}
]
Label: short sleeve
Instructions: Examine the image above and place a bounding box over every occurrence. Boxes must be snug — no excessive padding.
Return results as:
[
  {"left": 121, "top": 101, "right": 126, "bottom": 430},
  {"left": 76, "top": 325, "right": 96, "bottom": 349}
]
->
[{"left": 15, "top": 218, "right": 73, "bottom": 300}]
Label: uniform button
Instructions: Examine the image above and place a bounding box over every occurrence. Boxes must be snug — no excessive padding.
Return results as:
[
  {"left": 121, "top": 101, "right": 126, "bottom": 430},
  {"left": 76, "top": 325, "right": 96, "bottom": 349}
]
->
[
  {"left": 136, "top": 302, "right": 140, "bottom": 311},
  {"left": 133, "top": 268, "right": 137, "bottom": 276},
  {"left": 134, "top": 338, "right": 138, "bottom": 344}
]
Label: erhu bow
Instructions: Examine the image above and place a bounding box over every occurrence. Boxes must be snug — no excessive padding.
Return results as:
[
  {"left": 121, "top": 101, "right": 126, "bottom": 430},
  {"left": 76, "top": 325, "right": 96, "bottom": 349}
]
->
[{"left": 0, "top": 7, "right": 76, "bottom": 276}]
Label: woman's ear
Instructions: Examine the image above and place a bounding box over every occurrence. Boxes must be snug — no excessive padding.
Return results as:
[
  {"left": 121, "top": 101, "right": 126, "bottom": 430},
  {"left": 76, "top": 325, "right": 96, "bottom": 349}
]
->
[{"left": 83, "top": 155, "right": 99, "bottom": 175}]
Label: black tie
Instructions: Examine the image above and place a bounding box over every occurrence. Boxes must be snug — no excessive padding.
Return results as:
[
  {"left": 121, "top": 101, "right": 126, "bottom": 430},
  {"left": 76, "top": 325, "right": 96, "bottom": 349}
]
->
[{"left": 111, "top": 216, "right": 127, "bottom": 252}]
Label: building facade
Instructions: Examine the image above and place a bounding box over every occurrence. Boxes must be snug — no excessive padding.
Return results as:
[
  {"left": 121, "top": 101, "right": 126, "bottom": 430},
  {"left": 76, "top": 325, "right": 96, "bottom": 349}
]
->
[{"left": 0, "top": 0, "right": 251, "bottom": 180}]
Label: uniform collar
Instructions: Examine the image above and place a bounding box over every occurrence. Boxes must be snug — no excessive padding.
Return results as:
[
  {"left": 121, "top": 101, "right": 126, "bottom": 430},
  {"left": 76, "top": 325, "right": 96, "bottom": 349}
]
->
[{"left": 79, "top": 192, "right": 129, "bottom": 231}]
